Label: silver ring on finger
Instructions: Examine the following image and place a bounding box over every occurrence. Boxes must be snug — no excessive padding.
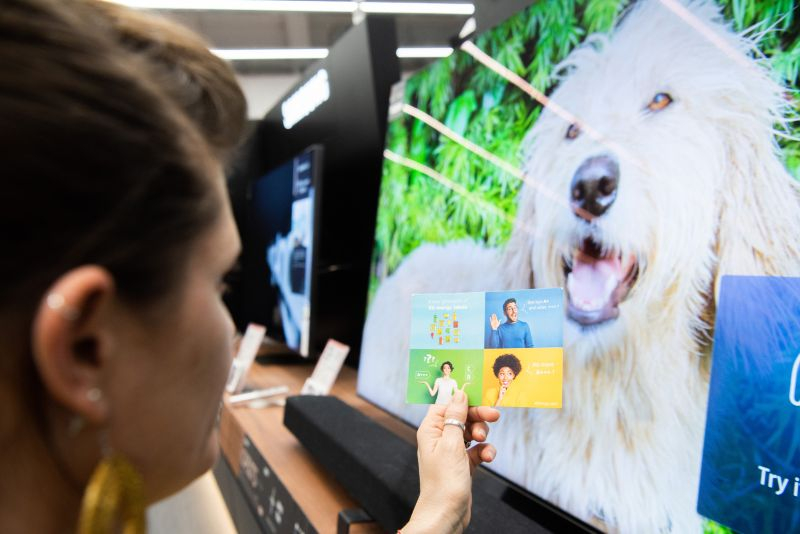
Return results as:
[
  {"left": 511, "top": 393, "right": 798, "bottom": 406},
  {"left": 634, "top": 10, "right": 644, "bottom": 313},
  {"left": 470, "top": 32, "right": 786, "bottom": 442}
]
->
[{"left": 443, "top": 418, "right": 466, "bottom": 433}]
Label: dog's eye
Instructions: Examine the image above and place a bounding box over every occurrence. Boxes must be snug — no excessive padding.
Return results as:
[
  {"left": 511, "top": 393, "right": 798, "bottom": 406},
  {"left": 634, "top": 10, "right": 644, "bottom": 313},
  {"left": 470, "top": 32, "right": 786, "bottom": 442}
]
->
[
  {"left": 565, "top": 123, "right": 581, "bottom": 140},
  {"left": 647, "top": 92, "right": 673, "bottom": 112}
]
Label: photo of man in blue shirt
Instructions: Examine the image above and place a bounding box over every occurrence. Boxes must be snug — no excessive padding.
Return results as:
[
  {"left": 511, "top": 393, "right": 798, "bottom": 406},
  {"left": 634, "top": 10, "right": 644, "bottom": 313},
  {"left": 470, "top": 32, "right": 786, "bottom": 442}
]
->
[{"left": 488, "top": 297, "right": 534, "bottom": 348}]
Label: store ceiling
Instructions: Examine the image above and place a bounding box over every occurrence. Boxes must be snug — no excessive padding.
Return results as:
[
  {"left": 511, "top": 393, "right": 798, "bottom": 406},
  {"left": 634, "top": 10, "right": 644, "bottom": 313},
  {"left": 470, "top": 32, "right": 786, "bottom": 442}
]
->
[
  {"left": 158, "top": 8, "right": 471, "bottom": 74},
  {"left": 122, "top": 1, "right": 527, "bottom": 117}
]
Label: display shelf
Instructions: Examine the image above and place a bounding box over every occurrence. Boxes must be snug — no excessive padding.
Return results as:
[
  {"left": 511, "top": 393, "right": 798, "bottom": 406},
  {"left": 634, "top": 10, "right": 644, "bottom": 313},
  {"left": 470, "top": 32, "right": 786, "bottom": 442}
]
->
[{"left": 217, "top": 363, "right": 413, "bottom": 533}]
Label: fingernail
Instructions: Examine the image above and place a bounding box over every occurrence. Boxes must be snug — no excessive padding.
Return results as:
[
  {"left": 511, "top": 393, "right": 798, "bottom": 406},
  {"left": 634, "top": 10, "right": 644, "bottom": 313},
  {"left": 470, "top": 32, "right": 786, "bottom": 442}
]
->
[
  {"left": 488, "top": 448, "right": 496, "bottom": 461},
  {"left": 475, "top": 429, "right": 486, "bottom": 440}
]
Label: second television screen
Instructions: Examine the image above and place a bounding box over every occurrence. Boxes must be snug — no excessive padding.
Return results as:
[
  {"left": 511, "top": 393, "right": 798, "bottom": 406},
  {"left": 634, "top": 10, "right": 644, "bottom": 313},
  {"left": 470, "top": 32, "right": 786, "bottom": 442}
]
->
[{"left": 247, "top": 147, "right": 321, "bottom": 356}]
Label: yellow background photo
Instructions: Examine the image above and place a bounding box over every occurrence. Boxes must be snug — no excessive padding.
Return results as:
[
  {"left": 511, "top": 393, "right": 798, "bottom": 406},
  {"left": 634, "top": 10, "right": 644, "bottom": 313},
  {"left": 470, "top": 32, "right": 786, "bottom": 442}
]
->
[{"left": 481, "top": 348, "right": 562, "bottom": 408}]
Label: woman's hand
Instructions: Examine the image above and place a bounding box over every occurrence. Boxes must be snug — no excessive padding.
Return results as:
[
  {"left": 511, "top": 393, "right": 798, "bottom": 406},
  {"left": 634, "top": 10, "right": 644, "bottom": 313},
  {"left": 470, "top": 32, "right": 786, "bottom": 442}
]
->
[
  {"left": 402, "top": 391, "right": 500, "bottom": 533},
  {"left": 497, "top": 385, "right": 508, "bottom": 403}
]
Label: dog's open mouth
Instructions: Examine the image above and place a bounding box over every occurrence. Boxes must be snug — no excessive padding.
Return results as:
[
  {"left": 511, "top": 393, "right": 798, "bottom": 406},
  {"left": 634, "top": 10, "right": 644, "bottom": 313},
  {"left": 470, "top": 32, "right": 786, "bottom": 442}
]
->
[{"left": 564, "top": 238, "right": 638, "bottom": 326}]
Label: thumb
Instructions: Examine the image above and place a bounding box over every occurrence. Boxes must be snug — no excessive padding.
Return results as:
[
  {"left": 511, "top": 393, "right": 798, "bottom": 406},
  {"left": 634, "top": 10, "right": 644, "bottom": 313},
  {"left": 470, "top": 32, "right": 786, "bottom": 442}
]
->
[
  {"left": 416, "top": 403, "right": 446, "bottom": 452},
  {"left": 441, "top": 390, "right": 468, "bottom": 446}
]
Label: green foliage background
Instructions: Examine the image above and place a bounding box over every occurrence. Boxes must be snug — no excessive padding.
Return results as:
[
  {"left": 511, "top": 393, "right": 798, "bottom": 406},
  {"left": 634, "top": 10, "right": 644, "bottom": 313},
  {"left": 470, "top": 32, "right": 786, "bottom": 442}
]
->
[{"left": 371, "top": 0, "right": 800, "bottom": 305}]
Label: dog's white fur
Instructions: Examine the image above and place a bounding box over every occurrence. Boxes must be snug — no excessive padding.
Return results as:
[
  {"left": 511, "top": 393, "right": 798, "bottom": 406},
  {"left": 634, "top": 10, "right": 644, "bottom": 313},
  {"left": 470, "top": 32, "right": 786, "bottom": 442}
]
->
[{"left": 358, "top": 1, "right": 800, "bottom": 531}]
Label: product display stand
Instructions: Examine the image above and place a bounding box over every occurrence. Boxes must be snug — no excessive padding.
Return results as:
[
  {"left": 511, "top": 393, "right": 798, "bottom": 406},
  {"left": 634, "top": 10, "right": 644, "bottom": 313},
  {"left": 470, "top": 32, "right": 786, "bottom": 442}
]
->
[{"left": 217, "top": 363, "right": 384, "bottom": 534}]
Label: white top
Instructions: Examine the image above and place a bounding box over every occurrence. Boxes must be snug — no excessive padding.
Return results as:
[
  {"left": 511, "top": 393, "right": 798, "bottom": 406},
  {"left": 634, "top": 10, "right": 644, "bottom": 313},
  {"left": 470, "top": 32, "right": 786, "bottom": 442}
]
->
[{"left": 434, "top": 377, "right": 457, "bottom": 405}]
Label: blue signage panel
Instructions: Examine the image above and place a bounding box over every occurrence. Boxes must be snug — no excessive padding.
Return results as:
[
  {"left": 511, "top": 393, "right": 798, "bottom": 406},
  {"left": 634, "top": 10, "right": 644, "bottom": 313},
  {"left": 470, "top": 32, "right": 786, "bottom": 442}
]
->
[{"left": 698, "top": 276, "right": 800, "bottom": 533}]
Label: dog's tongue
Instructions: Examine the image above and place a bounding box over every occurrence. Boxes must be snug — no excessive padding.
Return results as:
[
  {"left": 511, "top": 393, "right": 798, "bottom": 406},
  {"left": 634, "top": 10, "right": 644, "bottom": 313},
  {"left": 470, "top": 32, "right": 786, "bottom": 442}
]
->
[{"left": 567, "top": 251, "right": 623, "bottom": 311}]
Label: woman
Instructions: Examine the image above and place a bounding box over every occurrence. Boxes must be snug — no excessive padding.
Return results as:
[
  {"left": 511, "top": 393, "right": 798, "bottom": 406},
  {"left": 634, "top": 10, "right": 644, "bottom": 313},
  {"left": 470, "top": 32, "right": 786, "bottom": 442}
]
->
[
  {"left": 482, "top": 354, "right": 523, "bottom": 407},
  {"left": 0, "top": 1, "right": 500, "bottom": 533},
  {"left": 419, "top": 361, "right": 470, "bottom": 405}
]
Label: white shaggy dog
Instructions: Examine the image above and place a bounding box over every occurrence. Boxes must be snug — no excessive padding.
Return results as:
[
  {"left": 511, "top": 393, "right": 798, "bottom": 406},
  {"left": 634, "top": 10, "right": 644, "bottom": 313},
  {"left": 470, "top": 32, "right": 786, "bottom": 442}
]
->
[{"left": 358, "top": 1, "right": 800, "bottom": 532}]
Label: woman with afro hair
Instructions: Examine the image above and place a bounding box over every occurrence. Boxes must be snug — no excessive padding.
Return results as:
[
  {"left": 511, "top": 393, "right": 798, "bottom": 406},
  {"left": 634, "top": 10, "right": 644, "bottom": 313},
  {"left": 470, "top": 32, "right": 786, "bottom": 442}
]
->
[{"left": 482, "top": 354, "right": 522, "bottom": 407}]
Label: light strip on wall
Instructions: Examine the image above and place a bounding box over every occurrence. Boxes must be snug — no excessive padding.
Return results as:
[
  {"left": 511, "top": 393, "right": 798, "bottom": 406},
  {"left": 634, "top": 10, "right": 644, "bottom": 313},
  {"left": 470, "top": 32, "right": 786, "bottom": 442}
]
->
[
  {"left": 108, "top": 0, "right": 474, "bottom": 15},
  {"left": 281, "top": 69, "right": 330, "bottom": 129},
  {"left": 396, "top": 47, "right": 453, "bottom": 58},
  {"left": 212, "top": 48, "right": 329, "bottom": 60}
]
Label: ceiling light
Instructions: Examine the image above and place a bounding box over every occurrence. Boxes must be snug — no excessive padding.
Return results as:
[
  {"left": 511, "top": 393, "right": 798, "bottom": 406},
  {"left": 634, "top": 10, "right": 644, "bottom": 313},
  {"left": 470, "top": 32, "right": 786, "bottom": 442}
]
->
[
  {"left": 396, "top": 47, "right": 454, "bottom": 58},
  {"left": 109, "top": 1, "right": 355, "bottom": 11},
  {"left": 282, "top": 69, "right": 330, "bottom": 129},
  {"left": 359, "top": 2, "right": 474, "bottom": 15},
  {"left": 212, "top": 48, "right": 329, "bottom": 60},
  {"left": 108, "top": 0, "right": 474, "bottom": 15},
  {"left": 213, "top": 47, "right": 456, "bottom": 60}
]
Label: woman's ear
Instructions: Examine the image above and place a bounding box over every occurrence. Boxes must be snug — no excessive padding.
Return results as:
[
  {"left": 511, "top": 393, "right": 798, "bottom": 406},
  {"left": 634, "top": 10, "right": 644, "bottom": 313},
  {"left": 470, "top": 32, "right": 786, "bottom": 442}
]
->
[{"left": 31, "top": 266, "right": 116, "bottom": 424}]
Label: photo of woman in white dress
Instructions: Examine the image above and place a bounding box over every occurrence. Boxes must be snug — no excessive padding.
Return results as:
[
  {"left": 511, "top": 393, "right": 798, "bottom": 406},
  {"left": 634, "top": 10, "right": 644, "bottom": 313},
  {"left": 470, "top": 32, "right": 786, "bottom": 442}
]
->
[{"left": 418, "top": 361, "right": 469, "bottom": 405}]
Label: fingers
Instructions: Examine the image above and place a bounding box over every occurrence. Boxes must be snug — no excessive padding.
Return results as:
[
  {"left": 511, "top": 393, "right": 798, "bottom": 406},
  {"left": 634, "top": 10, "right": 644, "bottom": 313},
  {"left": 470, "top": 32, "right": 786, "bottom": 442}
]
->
[
  {"left": 418, "top": 397, "right": 501, "bottom": 455},
  {"left": 465, "top": 409, "right": 500, "bottom": 442},
  {"left": 464, "top": 405, "right": 500, "bottom": 443},
  {"left": 466, "top": 420, "right": 489, "bottom": 442},
  {"left": 467, "top": 405, "right": 500, "bottom": 424},
  {"left": 458, "top": 403, "right": 501, "bottom": 443},
  {"left": 467, "top": 443, "right": 497, "bottom": 474}
]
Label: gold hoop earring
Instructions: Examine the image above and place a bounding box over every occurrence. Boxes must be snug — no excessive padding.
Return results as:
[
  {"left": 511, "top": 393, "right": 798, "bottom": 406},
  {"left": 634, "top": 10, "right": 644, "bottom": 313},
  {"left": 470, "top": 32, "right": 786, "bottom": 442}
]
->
[{"left": 77, "top": 453, "right": 145, "bottom": 534}]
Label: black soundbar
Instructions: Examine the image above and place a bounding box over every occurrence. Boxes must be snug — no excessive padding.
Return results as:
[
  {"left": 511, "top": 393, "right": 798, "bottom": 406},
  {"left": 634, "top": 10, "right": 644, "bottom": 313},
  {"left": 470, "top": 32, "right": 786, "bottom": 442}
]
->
[{"left": 283, "top": 395, "right": 552, "bottom": 533}]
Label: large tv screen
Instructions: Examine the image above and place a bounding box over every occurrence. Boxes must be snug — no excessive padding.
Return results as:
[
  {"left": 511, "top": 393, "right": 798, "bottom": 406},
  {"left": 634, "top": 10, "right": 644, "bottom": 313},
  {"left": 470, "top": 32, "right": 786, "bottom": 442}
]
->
[
  {"left": 357, "top": 0, "right": 800, "bottom": 532},
  {"left": 243, "top": 146, "right": 323, "bottom": 356}
]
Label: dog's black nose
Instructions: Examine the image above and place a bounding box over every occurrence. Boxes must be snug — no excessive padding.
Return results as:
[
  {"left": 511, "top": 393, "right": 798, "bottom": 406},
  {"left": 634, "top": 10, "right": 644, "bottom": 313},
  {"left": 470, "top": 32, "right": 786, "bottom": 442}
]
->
[{"left": 570, "top": 155, "right": 619, "bottom": 220}]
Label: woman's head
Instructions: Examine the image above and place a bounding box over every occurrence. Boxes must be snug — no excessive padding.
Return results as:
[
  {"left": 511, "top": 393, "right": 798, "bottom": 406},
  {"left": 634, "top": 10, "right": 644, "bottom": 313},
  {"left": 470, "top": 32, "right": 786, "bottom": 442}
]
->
[
  {"left": 0, "top": 0, "right": 243, "bottom": 505},
  {"left": 83, "top": 0, "right": 247, "bottom": 161},
  {"left": 492, "top": 354, "right": 522, "bottom": 388},
  {"left": 441, "top": 361, "right": 454, "bottom": 376},
  {"left": 0, "top": 0, "right": 221, "bottom": 314}
]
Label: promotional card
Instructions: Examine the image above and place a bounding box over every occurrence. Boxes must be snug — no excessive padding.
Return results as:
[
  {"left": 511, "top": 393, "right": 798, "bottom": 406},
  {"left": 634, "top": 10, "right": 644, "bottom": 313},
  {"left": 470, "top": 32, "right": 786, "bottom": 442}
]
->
[
  {"left": 697, "top": 276, "right": 800, "bottom": 533},
  {"left": 408, "top": 288, "right": 564, "bottom": 408}
]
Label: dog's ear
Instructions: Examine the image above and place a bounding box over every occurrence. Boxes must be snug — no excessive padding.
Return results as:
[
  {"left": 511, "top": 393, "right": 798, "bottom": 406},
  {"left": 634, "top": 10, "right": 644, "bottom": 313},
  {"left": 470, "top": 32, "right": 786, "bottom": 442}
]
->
[{"left": 714, "top": 132, "right": 800, "bottom": 303}]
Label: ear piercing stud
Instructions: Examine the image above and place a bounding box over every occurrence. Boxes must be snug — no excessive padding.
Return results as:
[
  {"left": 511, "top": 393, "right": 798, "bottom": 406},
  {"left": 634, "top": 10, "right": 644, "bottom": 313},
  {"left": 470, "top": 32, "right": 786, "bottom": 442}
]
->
[{"left": 46, "top": 293, "right": 80, "bottom": 321}]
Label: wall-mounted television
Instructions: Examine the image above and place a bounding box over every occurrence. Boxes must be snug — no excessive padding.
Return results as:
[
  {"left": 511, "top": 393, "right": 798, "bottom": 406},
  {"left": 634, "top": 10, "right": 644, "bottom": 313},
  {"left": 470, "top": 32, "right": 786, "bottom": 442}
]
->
[
  {"left": 242, "top": 145, "right": 323, "bottom": 357},
  {"left": 357, "top": 0, "right": 800, "bottom": 532}
]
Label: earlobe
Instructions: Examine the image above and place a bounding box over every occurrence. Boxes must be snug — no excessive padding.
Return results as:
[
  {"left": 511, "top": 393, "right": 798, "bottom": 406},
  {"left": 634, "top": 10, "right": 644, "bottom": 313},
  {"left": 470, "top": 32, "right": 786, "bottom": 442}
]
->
[{"left": 31, "top": 265, "right": 116, "bottom": 424}]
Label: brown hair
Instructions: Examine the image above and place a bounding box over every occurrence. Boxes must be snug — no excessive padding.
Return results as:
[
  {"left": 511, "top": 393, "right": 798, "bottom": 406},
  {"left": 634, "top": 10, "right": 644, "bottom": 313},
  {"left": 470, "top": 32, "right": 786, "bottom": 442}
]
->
[
  {"left": 83, "top": 0, "right": 247, "bottom": 160},
  {"left": 0, "top": 0, "right": 221, "bottom": 316}
]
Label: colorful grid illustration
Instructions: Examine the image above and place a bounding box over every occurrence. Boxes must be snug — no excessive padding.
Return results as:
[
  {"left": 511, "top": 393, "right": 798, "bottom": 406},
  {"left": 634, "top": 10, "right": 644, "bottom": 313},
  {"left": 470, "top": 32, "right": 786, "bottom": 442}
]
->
[{"left": 407, "top": 288, "right": 564, "bottom": 408}]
